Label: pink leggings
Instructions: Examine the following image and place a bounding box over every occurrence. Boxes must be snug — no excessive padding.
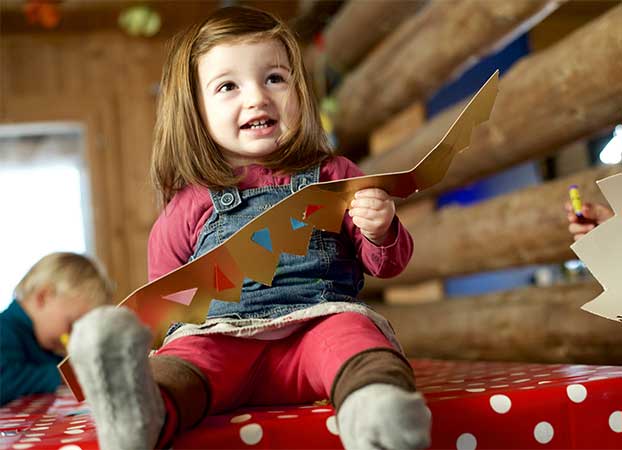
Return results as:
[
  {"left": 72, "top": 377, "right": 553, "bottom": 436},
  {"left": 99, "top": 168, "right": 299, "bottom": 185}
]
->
[{"left": 154, "top": 312, "right": 393, "bottom": 414}]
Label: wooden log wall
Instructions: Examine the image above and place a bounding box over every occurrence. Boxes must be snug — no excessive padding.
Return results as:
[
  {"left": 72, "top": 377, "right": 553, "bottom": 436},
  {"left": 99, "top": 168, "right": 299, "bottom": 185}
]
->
[
  {"left": 333, "top": 0, "right": 561, "bottom": 154},
  {"left": 372, "top": 282, "right": 622, "bottom": 364},
  {"left": 360, "top": 4, "right": 622, "bottom": 198},
  {"left": 317, "top": 1, "right": 622, "bottom": 362},
  {"left": 323, "top": 0, "right": 424, "bottom": 73},
  {"left": 0, "top": 32, "right": 167, "bottom": 300}
]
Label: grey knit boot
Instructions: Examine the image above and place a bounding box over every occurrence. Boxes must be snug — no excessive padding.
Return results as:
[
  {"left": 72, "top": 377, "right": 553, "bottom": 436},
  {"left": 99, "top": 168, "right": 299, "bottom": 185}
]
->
[
  {"left": 68, "top": 306, "right": 165, "bottom": 450},
  {"left": 337, "top": 383, "right": 431, "bottom": 450}
]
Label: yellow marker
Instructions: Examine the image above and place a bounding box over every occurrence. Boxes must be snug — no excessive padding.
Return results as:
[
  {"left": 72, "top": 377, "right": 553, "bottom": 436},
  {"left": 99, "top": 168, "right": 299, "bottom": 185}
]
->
[
  {"left": 60, "top": 333, "right": 70, "bottom": 347},
  {"left": 569, "top": 185, "right": 583, "bottom": 216}
]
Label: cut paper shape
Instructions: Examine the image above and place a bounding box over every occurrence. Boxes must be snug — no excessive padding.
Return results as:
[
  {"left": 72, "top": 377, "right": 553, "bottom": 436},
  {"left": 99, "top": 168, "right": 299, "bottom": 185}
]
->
[
  {"left": 214, "top": 264, "right": 235, "bottom": 292},
  {"left": 290, "top": 217, "right": 308, "bottom": 230},
  {"left": 59, "top": 70, "right": 499, "bottom": 402},
  {"left": 162, "top": 287, "right": 198, "bottom": 306},
  {"left": 571, "top": 172, "right": 622, "bottom": 323},
  {"left": 304, "top": 204, "right": 324, "bottom": 219},
  {"left": 251, "top": 228, "right": 273, "bottom": 253}
]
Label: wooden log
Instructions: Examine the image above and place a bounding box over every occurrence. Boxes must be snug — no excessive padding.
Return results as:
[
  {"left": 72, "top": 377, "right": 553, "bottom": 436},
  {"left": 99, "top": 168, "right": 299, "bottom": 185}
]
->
[
  {"left": 360, "top": 4, "right": 622, "bottom": 195},
  {"left": 323, "top": 0, "right": 424, "bottom": 73},
  {"left": 388, "top": 165, "right": 619, "bottom": 285},
  {"left": 371, "top": 281, "right": 622, "bottom": 364},
  {"left": 383, "top": 280, "right": 444, "bottom": 305},
  {"left": 370, "top": 102, "right": 425, "bottom": 156},
  {"left": 334, "top": 0, "right": 560, "bottom": 154}
]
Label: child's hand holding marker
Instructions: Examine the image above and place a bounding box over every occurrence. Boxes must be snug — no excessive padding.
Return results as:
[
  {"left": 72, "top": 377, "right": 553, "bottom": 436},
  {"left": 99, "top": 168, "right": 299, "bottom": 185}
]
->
[{"left": 565, "top": 185, "right": 614, "bottom": 241}]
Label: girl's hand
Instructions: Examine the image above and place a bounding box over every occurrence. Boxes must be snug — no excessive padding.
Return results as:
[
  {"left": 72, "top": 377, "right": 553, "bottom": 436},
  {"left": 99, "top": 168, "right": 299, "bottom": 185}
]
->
[
  {"left": 349, "top": 188, "right": 396, "bottom": 245},
  {"left": 565, "top": 201, "right": 614, "bottom": 241}
]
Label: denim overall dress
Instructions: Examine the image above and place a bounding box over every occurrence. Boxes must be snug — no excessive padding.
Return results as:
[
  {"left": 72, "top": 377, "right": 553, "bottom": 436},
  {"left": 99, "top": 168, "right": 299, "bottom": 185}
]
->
[{"left": 190, "top": 164, "right": 366, "bottom": 320}]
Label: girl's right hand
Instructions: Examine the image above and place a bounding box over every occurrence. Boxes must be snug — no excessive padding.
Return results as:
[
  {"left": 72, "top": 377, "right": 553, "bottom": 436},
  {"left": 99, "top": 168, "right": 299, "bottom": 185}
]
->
[{"left": 565, "top": 201, "right": 614, "bottom": 241}]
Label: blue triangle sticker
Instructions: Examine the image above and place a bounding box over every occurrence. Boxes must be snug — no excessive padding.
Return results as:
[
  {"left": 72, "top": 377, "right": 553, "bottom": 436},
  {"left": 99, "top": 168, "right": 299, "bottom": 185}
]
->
[
  {"left": 290, "top": 217, "right": 308, "bottom": 231},
  {"left": 251, "top": 228, "right": 273, "bottom": 253}
]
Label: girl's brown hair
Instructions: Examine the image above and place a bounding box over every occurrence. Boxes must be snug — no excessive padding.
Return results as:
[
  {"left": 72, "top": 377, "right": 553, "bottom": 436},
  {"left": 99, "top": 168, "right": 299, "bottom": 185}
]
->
[{"left": 151, "top": 6, "right": 331, "bottom": 206}]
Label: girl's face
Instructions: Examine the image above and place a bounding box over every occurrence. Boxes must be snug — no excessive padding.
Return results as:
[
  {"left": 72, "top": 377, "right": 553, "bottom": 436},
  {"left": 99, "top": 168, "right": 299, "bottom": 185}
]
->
[{"left": 197, "top": 39, "right": 300, "bottom": 168}]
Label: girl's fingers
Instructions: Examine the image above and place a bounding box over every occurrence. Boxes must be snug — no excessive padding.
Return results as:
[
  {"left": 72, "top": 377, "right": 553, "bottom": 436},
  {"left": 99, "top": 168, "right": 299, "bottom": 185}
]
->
[
  {"left": 354, "top": 188, "right": 390, "bottom": 200},
  {"left": 351, "top": 215, "right": 381, "bottom": 232},
  {"left": 350, "top": 197, "right": 388, "bottom": 210}
]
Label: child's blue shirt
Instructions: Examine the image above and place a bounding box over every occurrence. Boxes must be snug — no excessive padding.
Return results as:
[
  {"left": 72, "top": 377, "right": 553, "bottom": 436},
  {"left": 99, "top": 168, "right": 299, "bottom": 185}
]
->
[{"left": 0, "top": 300, "right": 62, "bottom": 405}]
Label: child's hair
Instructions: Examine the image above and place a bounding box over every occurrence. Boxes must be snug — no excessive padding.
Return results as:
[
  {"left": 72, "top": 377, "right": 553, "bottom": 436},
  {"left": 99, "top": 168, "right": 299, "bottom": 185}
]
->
[
  {"left": 14, "top": 252, "right": 114, "bottom": 306},
  {"left": 151, "top": 6, "right": 331, "bottom": 205}
]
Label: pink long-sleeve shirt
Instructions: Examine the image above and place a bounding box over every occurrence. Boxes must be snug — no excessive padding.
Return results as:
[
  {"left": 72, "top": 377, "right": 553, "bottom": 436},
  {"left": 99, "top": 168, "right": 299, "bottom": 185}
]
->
[{"left": 148, "top": 156, "right": 413, "bottom": 282}]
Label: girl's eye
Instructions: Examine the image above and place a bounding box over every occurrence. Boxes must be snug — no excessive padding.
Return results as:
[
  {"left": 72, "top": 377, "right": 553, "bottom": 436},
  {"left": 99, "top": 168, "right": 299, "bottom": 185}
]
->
[
  {"left": 217, "top": 82, "right": 236, "bottom": 93},
  {"left": 266, "top": 73, "right": 285, "bottom": 84}
]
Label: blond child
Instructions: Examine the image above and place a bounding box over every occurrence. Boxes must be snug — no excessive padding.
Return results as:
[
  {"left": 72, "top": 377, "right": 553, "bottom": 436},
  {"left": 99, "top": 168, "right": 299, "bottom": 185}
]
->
[
  {"left": 0, "top": 252, "right": 113, "bottom": 405},
  {"left": 69, "top": 6, "right": 430, "bottom": 450}
]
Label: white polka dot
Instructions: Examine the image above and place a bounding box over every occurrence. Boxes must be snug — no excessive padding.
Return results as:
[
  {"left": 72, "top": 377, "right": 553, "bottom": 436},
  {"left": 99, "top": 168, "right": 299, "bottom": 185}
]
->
[
  {"left": 277, "top": 414, "right": 298, "bottom": 419},
  {"left": 17, "top": 438, "right": 40, "bottom": 442},
  {"left": 326, "top": 415, "right": 339, "bottom": 435},
  {"left": 230, "top": 414, "right": 251, "bottom": 424},
  {"left": 58, "top": 445, "right": 83, "bottom": 450},
  {"left": 69, "top": 419, "right": 88, "bottom": 424},
  {"left": 240, "top": 423, "right": 263, "bottom": 445},
  {"left": 609, "top": 411, "right": 622, "bottom": 433},
  {"left": 534, "top": 421, "right": 554, "bottom": 444},
  {"left": 14, "top": 413, "right": 29, "bottom": 417},
  {"left": 538, "top": 380, "right": 552, "bottom": 385},
  {"left": 30, "top": 427, "right": 49, "bottom": 431},
  {"left": 489, "top": 395, "right": 512, "bottom": 414},
  {"left": 12, "top": 444, "right": 34, "bottom": 449},
  {"left": 60, "top": 438, "right": 82, "bottom": 444},
  {"left": 456, "top": 433, "right": 477, "bottom": 450},
  {"left": 566, "top": 384, "right": 587, "bottom": 403},
  {"left": 311, "top": 408, "right": 332, "bottom": 413},
  {"left": 24, "top": 434, "right": 44, "bottom": 437},
  {"left": 513, "top": 379, "right": 531, "bottom": 384},
  {"left": 64, "top": 429, "right": 85, "bottom": 435},
  {"left": 465, "top": 388, "right": 486, "bottom": 393}
]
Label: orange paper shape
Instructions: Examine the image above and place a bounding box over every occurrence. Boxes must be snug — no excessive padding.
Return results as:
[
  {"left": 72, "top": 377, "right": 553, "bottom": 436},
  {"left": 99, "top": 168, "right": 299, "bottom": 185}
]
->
[{"left": 214, "top": 264, "right": 235, "bottom": 292}]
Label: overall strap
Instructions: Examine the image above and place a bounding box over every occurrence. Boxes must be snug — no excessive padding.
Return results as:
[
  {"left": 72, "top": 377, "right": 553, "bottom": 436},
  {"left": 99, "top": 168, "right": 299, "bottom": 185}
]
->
[
  {"left": 209, "top": 186, "right": 242, "bottom": 213},
  {"left": 290, "top": 162, "right": 321, "bottom": 194}
]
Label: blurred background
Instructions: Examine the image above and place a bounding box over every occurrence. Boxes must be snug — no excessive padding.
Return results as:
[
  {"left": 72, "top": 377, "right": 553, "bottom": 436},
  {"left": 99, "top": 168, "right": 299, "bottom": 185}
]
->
[{"left": 1, "top": 0, "right": 621, "bottom": 364}]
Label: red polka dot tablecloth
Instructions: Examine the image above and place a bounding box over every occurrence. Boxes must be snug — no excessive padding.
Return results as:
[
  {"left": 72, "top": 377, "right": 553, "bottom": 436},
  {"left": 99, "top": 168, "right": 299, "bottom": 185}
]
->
[{"left": 1, "top": 359, "right": 621, "bottom": 449}]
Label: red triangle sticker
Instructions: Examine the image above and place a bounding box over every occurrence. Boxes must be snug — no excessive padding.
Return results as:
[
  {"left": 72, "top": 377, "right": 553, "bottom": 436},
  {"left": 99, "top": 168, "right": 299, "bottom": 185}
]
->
[
  {"left": 304, "top": 204, "right": 324, "bottom": 219},
  {"left": 162, "top": 287, "right": 198, "bottom": 306},
  {"left": 214, "top": 264, "right": 235, "bottom": 292}
]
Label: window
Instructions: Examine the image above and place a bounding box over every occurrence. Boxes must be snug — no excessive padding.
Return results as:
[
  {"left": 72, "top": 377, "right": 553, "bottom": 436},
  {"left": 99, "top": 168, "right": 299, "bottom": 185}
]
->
[{"left": 0, "top": 123, "right": 93, "bottom": 311}]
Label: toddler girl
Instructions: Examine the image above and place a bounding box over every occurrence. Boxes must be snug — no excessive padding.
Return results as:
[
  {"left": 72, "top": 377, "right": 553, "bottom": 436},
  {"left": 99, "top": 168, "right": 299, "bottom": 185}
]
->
[{"left": 69, "top": 6, "right": 430, "bottom": 450}]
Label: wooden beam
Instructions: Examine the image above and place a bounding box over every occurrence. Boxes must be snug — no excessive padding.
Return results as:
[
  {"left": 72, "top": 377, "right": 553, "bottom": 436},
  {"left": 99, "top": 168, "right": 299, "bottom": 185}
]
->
[
  {"left": 372, "top": 281, "right": 622, "bottom": 364},
  {"left": 360, "top": 4, "right": 622, "bottom": 195},
  {"left": 370, "top": 102, "right": 425, "bottom": 156},
  {"left": 334, "top": 0, "right": 560, "bottom": 155},
  {"left": 323, "top": 0, "right": 424, "bottom": 73},
  {"left": 386, "top": 166, "right": 619, "bottom": 285}
]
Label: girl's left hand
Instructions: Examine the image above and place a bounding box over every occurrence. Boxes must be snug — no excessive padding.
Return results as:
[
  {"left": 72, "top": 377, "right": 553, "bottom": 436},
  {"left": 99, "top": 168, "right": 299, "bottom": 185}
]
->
[{"left": 349, "top": 188, "right": 396, "bottom": 245}]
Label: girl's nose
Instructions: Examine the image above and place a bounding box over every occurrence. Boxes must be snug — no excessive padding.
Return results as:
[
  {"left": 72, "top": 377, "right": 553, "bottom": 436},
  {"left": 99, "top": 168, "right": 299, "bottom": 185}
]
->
[{"left": 244, "top": 84, "right": 269, "bottom": 109}]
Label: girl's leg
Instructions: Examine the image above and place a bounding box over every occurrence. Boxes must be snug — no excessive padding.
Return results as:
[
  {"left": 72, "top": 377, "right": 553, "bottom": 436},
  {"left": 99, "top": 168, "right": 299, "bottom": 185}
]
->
[
  {"left": 247, "top": 312, "right": 430, "bottom": 449},
  {"left": 69, "top": 306, "right": 268, "bottom": 450},
  {"left": 68, "top": 306, "right": 165, "bottom": 450}
]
